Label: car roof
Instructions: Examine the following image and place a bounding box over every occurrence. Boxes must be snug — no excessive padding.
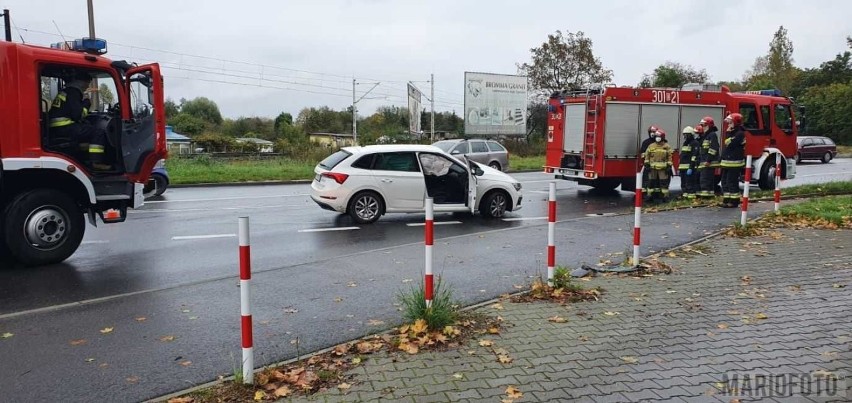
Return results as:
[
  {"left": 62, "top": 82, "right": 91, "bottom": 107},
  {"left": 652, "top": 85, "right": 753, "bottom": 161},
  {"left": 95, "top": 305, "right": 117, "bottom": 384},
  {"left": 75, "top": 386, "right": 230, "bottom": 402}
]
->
[{"left": 341, "top": 144, "right": 446, "bottom": 154}]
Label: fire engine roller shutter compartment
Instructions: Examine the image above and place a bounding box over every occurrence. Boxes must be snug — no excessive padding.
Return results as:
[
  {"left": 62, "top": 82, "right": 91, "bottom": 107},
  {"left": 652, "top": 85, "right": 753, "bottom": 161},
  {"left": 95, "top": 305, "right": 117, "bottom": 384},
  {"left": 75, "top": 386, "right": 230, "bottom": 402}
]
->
[
  {"left": 563, "top": 104, "right": 585, "bottom": 154},
  {"left": 640, "top": 104, "right": 681, "bottom": 150},
  {"left": 603, "top": 104, "right": 641, "bottom": 157}
]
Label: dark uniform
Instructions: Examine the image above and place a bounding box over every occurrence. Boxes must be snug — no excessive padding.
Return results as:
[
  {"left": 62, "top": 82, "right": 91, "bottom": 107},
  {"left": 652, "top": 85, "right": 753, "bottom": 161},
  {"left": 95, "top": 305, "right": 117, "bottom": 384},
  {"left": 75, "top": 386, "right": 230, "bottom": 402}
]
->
[
  {"left": 48, "top": 78, "right": 109, "bottom": 168},
  {"left": 697, "top": 124, "right": 720, "bottom": 197},
  {"left": 678, "top": 127, "right": 700, "bottom": 199},
  {"left": 721, "top": 124, "right": 747, "bottom": 207}
]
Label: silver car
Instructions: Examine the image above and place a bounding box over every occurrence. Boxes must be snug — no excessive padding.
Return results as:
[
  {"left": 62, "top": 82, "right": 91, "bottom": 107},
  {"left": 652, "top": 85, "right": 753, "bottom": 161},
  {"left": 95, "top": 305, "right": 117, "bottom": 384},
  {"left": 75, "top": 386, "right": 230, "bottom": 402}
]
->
[{"left": 432, "top": 139, "right": 510, "bottom": 172}]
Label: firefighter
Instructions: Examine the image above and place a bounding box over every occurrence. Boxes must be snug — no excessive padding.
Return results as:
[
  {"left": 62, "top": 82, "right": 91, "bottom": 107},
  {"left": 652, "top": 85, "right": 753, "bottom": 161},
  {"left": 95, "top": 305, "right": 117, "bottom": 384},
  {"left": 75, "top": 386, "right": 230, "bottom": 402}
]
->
[
  {"left": 696, "top": 116, "right": 721, "bottom": 198},
  {"left": 48, "top": 71, "right": 111, "bottom": 171},
  {"left": 643, "top": 129, "right": 673, "bottom": 202},
  {"left": 720, "top": 113, "right": 747, "bottom": 207},
  {"left": 678, "top": 126, "right": 700, "bottom": 199},
  {"left": 640, "top": 125, "right": 659, "bottom": 197}
]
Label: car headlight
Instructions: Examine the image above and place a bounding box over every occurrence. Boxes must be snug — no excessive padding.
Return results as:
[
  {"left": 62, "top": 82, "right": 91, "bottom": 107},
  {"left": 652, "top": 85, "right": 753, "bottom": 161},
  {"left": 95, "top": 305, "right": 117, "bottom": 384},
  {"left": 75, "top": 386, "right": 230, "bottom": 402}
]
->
[{"left": 513, "top": 182, "right": 522, "bottom": 191}]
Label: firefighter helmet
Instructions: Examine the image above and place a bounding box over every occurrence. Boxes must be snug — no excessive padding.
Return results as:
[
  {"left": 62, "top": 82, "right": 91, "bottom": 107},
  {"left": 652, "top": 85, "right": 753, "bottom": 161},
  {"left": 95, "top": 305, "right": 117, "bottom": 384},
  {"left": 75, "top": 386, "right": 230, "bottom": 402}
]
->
[
  {"left": 725, "top": 113, "right": 743, "bottom": 126},
  {"left": 655, "top": 129, "right": 667, "bottom": 139},
  {"left": 682, "top": 126, "right": 695, "bottom": 135},
  {"left": 699, "top": 116, "right": 715, "bottom": 127},
  {"left": 647, "top": 125, "right": 659, "bottom": 135}
]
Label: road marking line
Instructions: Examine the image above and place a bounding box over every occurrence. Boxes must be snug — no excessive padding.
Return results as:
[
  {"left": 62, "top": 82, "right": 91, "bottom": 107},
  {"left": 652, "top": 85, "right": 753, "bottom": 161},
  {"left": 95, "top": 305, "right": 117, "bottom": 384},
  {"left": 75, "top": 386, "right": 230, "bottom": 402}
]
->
[
  {"left": 145, "top": 194, "right": 309, "bottom": 204},
  {"left": 502, "top": 216, "right": 547, "bottom": 221},
  {"left": 172, "top": 234, "right": 236, "bottom": 240},
  {"left": 298, "top": 227, "right": 360, "bottom": 233},
  {"left": 81, "top": 240, "right": 110, "bottom": 244},
  {"left": 406, "top": 221, "right": 463, "bottom": 227}
]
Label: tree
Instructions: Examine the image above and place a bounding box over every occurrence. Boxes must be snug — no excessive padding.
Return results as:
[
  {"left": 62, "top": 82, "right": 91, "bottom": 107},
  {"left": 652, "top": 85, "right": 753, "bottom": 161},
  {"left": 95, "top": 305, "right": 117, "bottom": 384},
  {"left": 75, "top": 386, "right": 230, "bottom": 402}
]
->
[
  {"left": 164, "top": 98, "right": 180, "bottom": 119},
  {"left": 194, "top": 132, "right": 236, "bottom": 152},
  {"left": 746, "top": 26, "right": 798, "bottom": 94},
  {"left": 169, "top": 113, "right": 208, "bottom": 136},
  {"left": 639, "top": 62, "right": 709, "bottom": 88},
  {"left": 97, "top": 84, "right": 115, "bottom": 106},
  {"left": 517, "top": 30, "right": 613, "bottom": 98},
  {"left": 799, "top": 82, "right": 852, "bottom": 144},
  {"left": 274, "top": 112, "right": 294, "bottom": 134},
  {"left": 180, "top": 97, "right": 223, "bottom": 125}
]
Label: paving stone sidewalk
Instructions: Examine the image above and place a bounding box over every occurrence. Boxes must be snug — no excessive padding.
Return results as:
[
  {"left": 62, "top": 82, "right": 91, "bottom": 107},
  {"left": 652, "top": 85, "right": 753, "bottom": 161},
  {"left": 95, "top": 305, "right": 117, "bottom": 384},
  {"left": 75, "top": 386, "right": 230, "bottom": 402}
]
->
[{"left": 288, "top": 227, "right": 851, "bottom": 403}]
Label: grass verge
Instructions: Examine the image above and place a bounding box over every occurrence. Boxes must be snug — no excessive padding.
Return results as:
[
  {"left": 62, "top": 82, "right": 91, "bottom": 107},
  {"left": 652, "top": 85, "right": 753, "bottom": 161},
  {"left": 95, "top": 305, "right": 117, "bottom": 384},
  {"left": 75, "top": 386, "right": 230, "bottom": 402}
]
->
[
  {"left": 167, "top": 154, "right": 547, "bottom": 185},
  {"left": 644, "top": 181, "right": 852, "bottom": 212},
  {"left": 774, "top": 195, "right": 852, "bottom": 227}
]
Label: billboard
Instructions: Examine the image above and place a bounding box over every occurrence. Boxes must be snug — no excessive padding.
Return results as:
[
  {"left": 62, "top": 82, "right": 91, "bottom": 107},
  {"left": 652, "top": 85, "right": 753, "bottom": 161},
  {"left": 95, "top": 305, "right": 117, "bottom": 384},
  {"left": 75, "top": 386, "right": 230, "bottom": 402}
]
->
[
  {"left": 464, "top": 72, "right": 528, "bottom": 136},
  {"left": 407, "top": 83, "right": 422, "bottom": 136}
]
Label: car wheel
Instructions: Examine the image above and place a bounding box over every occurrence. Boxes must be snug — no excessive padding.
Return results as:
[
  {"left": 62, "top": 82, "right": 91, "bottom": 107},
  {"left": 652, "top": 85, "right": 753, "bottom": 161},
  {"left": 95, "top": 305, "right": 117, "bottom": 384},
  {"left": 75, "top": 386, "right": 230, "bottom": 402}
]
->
[
  {"left": 480, "top": 190, "right": 509, "bottom": 218},
  {"left": 348, "top": 191, "right": 384, "bottom": 224},
  {"left": 144, "top": 174, "right": 168, "bottom": 199},
  {"left": 3, "top": 189, "right": 85, "bottom": 266},
  {"left": 488, "top": 161, "right": 502, "bottom": 171},
  {"left": 821, "top": 152, "right": 832, "bottom": 164}
]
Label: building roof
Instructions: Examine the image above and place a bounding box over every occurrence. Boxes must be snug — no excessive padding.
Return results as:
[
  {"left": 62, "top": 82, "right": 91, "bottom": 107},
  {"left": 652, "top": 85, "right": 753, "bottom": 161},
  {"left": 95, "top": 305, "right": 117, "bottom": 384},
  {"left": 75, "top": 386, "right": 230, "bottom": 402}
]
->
[
  {"left": 165, "top": 125, "right": 191, "bottom": 142},
  {"left": 310, "top": 132, "right": 354, "bottom": 138}
]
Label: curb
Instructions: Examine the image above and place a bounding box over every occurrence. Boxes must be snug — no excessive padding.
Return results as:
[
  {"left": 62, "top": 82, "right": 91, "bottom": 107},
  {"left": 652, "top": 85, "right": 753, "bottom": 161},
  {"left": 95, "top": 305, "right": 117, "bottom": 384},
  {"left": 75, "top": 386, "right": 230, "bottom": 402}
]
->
[{"left": 168, "top": 169, "right": 544, "bottom": 189}]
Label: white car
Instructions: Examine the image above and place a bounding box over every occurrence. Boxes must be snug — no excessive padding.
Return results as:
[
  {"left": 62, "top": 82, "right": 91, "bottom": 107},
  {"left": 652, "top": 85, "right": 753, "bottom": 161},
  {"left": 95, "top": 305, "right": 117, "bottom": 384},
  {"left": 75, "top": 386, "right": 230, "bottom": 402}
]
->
[{"left": 310, "top": 144, "right": 523, "bottom": 224}]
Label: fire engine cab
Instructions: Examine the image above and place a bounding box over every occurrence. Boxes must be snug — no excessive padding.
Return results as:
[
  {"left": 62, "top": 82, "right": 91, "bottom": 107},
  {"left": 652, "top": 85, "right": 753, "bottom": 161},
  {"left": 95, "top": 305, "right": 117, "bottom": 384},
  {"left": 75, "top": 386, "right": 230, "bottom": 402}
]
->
[
  {"left": 544, "top": 84, "right": 798, "bottom": 192},
  {"left": 0, "top": 37, "right": 166, "bottom": 266}
]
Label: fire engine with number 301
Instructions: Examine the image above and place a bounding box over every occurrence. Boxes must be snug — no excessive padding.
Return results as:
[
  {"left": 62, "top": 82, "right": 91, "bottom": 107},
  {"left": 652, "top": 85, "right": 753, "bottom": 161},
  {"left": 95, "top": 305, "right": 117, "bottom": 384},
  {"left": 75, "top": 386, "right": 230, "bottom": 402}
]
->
[{"left": 544, "top": 84, "right": 800, "bottom": 192}]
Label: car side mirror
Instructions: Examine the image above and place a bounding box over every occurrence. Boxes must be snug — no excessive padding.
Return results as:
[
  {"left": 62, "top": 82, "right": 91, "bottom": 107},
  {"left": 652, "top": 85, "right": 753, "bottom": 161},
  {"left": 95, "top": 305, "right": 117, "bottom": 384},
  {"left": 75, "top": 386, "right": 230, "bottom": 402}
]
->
[
  {"left": 451, "top": 150, "right": 461, "bottom": 155},
  {"left": 474, "top": 166, "right": 484, "bottom": 176}
]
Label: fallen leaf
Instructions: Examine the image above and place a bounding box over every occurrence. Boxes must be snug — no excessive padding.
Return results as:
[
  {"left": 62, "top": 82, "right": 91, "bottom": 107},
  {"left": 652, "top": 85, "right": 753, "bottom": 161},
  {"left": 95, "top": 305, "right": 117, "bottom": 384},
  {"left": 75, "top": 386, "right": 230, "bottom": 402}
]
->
[
  {"left": 491, "top": 303, "right": 504, "bottom": 310},
  {"left": 347, "top": 282, "right": 357, "bottom": 287},
  {"left": 453, "top": 373, "right": 464, "bottom": 379},
  {"left": 513, "top": 284, "right": 524, "bottom": 289},
  {"left": 833, "top": 284, "right": 846, "bottom": 288},
  {"left": 497, "top": 354, "right": 513, "bottom": 364},
  {"left": 135, "top": 317, "right": 147, "bottom": 322},
  {"left": 337, "top": 383, "right": 351, "bottom": 390},
  {"left": 717, "top": 323, "right": 729, "bottom": 329},
  {"left": 813, "top": 370, "right": 834, "bottom": 377},
  {"left": 398, "top": 341, "right": 418, "bottom": 354},
  {"left": 70, "top": 339, "right": 87, "bottom": 346},
  {"left": 506, "top": 386, "right": 523, "bottom": 399},
  {"left": 578, "top": 335, "right": 590, "bottom": 342},
  {"left": 754, "top": 313, "right": 768, "bottom": 320},
  {"left": 666, "top": 290, "right": 678, "bottom": 294},
  {"left": 179, "top": 361, "right": 192, "bottom": 367},
  {"left": 667, "top": 252, "right": 677, "bottom": 257},
  {"left": 367, "top": 319, "right": 385, "bottom": 326},
  {"left": 334, "top": 297, "right": 343, "bottom": 303},
  {"left": 487, "top": 327, "right": 501, "bottom": 334},
  {"left": 821, "top": 351, "right": 838, "bottom": 359},
  {"left": 479, "top": 339, "right": 494, "bottom": 347},
  {"left": 410, "top": 319, "right": 428, "bottom": 334},
  {"left": 547, "top": 316, "right": 568, "bottom": 323},
  {"left": 181, "top": 309, "right": 191, "bottom": 313},
  {"left": 254, "top": 390, "right": 266, "bottom": 400},
  {"left": 100, "top": 327, "right": 114, "bottom": 334},
  {"left": 283, "top": 308, "right": 299, "bottom": 314},
  {"left": 332, "top": 344, "right": 348, "bottom": 356},
  {"left": 351, "top": 357, "right": 362, "bottom": 364},
  {"left": 159, "top": 335, "right": 176, "bottom": 342},
  {"left": 401, "top": 279, "right": 413, "bottom": 283},
  {"left": 126, "top": 376, "right": 139, "bottom": 384},
  {"left": 603, "top": 311, "right": 620, "bottom": 316},
  {"left": 85, "top": 358, "right": 95, "bottom": 363},
  {"left": 621, "top": 356, "right": 639, "bottom": 364},
  {"left": 1, "top": 332, "right": 13, "bottom": 339},
  {"left": 188, "top": 316, "right": 198, "bottom": 320},
  {"left": 167, "top": 398, "right": 194, "bottom": 403}
]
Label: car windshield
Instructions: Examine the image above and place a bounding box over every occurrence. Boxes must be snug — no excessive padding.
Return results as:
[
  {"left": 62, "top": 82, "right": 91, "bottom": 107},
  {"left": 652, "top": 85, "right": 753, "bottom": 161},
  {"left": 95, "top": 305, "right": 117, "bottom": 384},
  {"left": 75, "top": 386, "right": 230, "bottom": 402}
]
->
[
  {"left": 432, "top": 141, "right": 456, "bottom": 152},
  {"left": 318, "top": 150, "right": 351, "bottom": 170}
]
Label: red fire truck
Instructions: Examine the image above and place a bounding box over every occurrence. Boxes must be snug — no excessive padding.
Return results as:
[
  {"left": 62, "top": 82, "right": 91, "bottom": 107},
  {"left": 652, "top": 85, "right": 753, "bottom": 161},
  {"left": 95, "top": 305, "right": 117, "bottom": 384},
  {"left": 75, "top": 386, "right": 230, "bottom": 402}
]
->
[
  {"left": 0, "top": 37, "right": 166, "bottom": 266},
  {"left": 544, "top": 84, "right": 799, "bottom": 192}
]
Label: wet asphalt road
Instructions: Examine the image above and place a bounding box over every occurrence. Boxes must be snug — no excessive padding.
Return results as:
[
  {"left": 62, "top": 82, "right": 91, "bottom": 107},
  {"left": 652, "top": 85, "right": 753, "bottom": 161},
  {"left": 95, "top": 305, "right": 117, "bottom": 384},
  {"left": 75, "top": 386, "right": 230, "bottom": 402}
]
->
[{"left": 0, "top": 159, "right": 849, "bottom": 402}]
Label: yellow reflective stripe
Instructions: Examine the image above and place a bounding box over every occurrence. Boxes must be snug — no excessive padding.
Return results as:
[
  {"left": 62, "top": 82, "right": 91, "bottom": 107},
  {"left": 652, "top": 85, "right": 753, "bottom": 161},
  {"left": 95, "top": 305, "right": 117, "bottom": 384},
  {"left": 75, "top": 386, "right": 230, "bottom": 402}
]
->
[
  {"left": 720, "top": 160, "right": 745, "bottom": 167},
  {"left": 49, "top": 118, "right": 74, "bottom": 127},
  {"left": 82, "top": 107, "right": 88, "bottom": 118},
  {"left": 681, "top": 146, "right": 692, "bottom": 152},
  {"left": 678, "top": 164, "right": 692, "bottom": 169},
  {"left": 708, "top": 149, "right": 717, "bottom": 155},
  {"left": 88, "top": 145, "right": 105, "bottom": 153}
]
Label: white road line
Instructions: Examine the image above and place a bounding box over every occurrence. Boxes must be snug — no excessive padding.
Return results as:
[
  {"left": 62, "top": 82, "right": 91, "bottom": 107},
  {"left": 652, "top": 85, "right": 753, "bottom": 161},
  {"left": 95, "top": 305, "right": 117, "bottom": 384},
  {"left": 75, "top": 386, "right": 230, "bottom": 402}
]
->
[
  {"left": 298, "top": 227, "right": 360, "bottom": 233},
  {"left": 145, "top": 194, "right": 309, "bottom": 204},
  {"left": 81, "top": 240, "right": 110, "bottom": 244},
  {"left": 502, "top": 216, "right": 547, "bottom": 222},
  {"left": 406, "top": 221, "right": 463, "bottom": 227},
  {"left": 132, "top": 204, "right": 301, "bottom": 213},
  {"left": 172, "top": 234, "right": 236, "bottom": 240}
]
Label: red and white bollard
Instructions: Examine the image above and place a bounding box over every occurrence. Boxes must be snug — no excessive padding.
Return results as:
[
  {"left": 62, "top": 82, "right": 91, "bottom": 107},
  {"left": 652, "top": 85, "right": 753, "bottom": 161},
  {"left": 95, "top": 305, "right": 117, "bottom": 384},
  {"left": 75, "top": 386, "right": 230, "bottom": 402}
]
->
[
  {"left": 238, "top": 216, "right": 254, "bottom": 384},
  {"left": 633, "top": 171, "right": 643, "bottom": 267},
  {"left": 424, "top": 198, "right": 434, "bottom": 309},
  {"left": 741, "top": 155, "right": 753, "bottom": 226},
  {"left": 547, "top": 182, "right": 556, "bottom": 286},
  {"left": 774, "top": 153, "right": 782, "bottom": 213}
]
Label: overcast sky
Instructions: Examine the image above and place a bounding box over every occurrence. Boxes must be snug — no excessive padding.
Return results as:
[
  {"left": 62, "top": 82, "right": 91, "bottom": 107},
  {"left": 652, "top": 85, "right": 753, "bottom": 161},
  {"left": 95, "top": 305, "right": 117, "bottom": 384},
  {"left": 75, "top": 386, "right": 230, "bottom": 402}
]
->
[{"left": 3, "top": 0, "right": 850, "bottom": 119}]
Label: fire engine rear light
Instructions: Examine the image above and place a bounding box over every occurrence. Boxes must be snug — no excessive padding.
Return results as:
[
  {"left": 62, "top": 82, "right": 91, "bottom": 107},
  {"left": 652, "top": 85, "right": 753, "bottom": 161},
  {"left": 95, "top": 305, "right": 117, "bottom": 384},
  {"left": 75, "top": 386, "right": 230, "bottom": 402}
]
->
[{"left": 321, "top": 172, "right": 349, "bottom": 184}]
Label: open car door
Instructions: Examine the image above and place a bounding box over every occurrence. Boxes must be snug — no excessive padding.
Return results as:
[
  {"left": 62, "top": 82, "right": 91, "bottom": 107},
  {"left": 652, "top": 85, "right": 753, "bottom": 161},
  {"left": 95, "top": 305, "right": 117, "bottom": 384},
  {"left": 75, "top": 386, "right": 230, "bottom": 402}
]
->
[
  {"left": 122, "top": 64, "right": 166, "bottom": 183},
  {"left": 465, "top": 156, "right": 478, "bottom": 214}
]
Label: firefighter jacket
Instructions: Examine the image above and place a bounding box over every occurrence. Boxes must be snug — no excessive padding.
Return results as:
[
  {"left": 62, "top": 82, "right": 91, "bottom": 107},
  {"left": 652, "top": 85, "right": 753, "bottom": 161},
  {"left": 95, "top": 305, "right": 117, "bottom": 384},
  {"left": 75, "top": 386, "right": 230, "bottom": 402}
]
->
[
  {"left": 698, "top": 127, "right": 721, "bottom": 167},
  {"left": 48, "top": 86, "right": 89, "bottom": 128},
  {"left": 678, "top": 135, "right": 700, "bottom": 170},
  {"left": 721, "top": 126, "right": 747, "bottom": 168},
  {"left": 640, "top": 136, "right": 655, "bottom": 157},
  {"left": 644, "top": 141, "right": 672, "bottom": 170}
]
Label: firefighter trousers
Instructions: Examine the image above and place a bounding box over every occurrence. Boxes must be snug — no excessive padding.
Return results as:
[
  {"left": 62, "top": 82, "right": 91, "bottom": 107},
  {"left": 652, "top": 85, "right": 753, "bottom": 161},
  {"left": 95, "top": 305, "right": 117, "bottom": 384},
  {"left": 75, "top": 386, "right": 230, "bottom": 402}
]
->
[
  {"left": 642, "top": 166, "right": 651, "bottom": 192},
  {"left": 51, "top": 124, "right": 109, "bottom": 164},
  {"left": 721, "top": 167, "right": 743, "bottom": 204},
  {"left": 679, "top": 169, "right": 698, "bottom": 197},
  {"left": 698, "top": 167, "right": 716, "bottom": 197},
  {"left": 648, "top": 168, "right": 670, "bottom": 198}
]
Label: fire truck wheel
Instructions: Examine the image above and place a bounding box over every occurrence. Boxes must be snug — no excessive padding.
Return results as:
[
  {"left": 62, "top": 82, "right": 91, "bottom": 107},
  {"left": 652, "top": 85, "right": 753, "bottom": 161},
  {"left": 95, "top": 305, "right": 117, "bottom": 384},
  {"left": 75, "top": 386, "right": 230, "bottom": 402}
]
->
[
  {"left": 2, "top": 189, "right": 85, "bottom": 267},
  {"left": 757, "top": 161, "right": 774, "bottom": 190}
]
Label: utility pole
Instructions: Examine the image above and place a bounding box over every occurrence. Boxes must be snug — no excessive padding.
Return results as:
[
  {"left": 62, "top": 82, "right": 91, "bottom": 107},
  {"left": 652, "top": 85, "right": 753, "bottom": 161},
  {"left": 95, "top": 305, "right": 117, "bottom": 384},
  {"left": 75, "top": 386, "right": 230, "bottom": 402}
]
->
[
  {"left": 430, "top": 73, "right": 435, "bottom": 142},
  {"left": 1, "top": 9, "right": 11, "bottom": 42},
  {"left": 352, "top": 79, "right": 380, "bottom": 146},
  {"left": 86, "top": 0, "right": 99, "bottom": 109}
]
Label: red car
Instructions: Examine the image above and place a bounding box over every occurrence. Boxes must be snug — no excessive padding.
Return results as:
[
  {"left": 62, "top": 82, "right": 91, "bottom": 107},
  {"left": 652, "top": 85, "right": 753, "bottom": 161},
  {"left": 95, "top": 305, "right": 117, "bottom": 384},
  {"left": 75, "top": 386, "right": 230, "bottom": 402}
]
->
[{"left": 796, "top": 136, "right": 837, "bottom": 163}]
